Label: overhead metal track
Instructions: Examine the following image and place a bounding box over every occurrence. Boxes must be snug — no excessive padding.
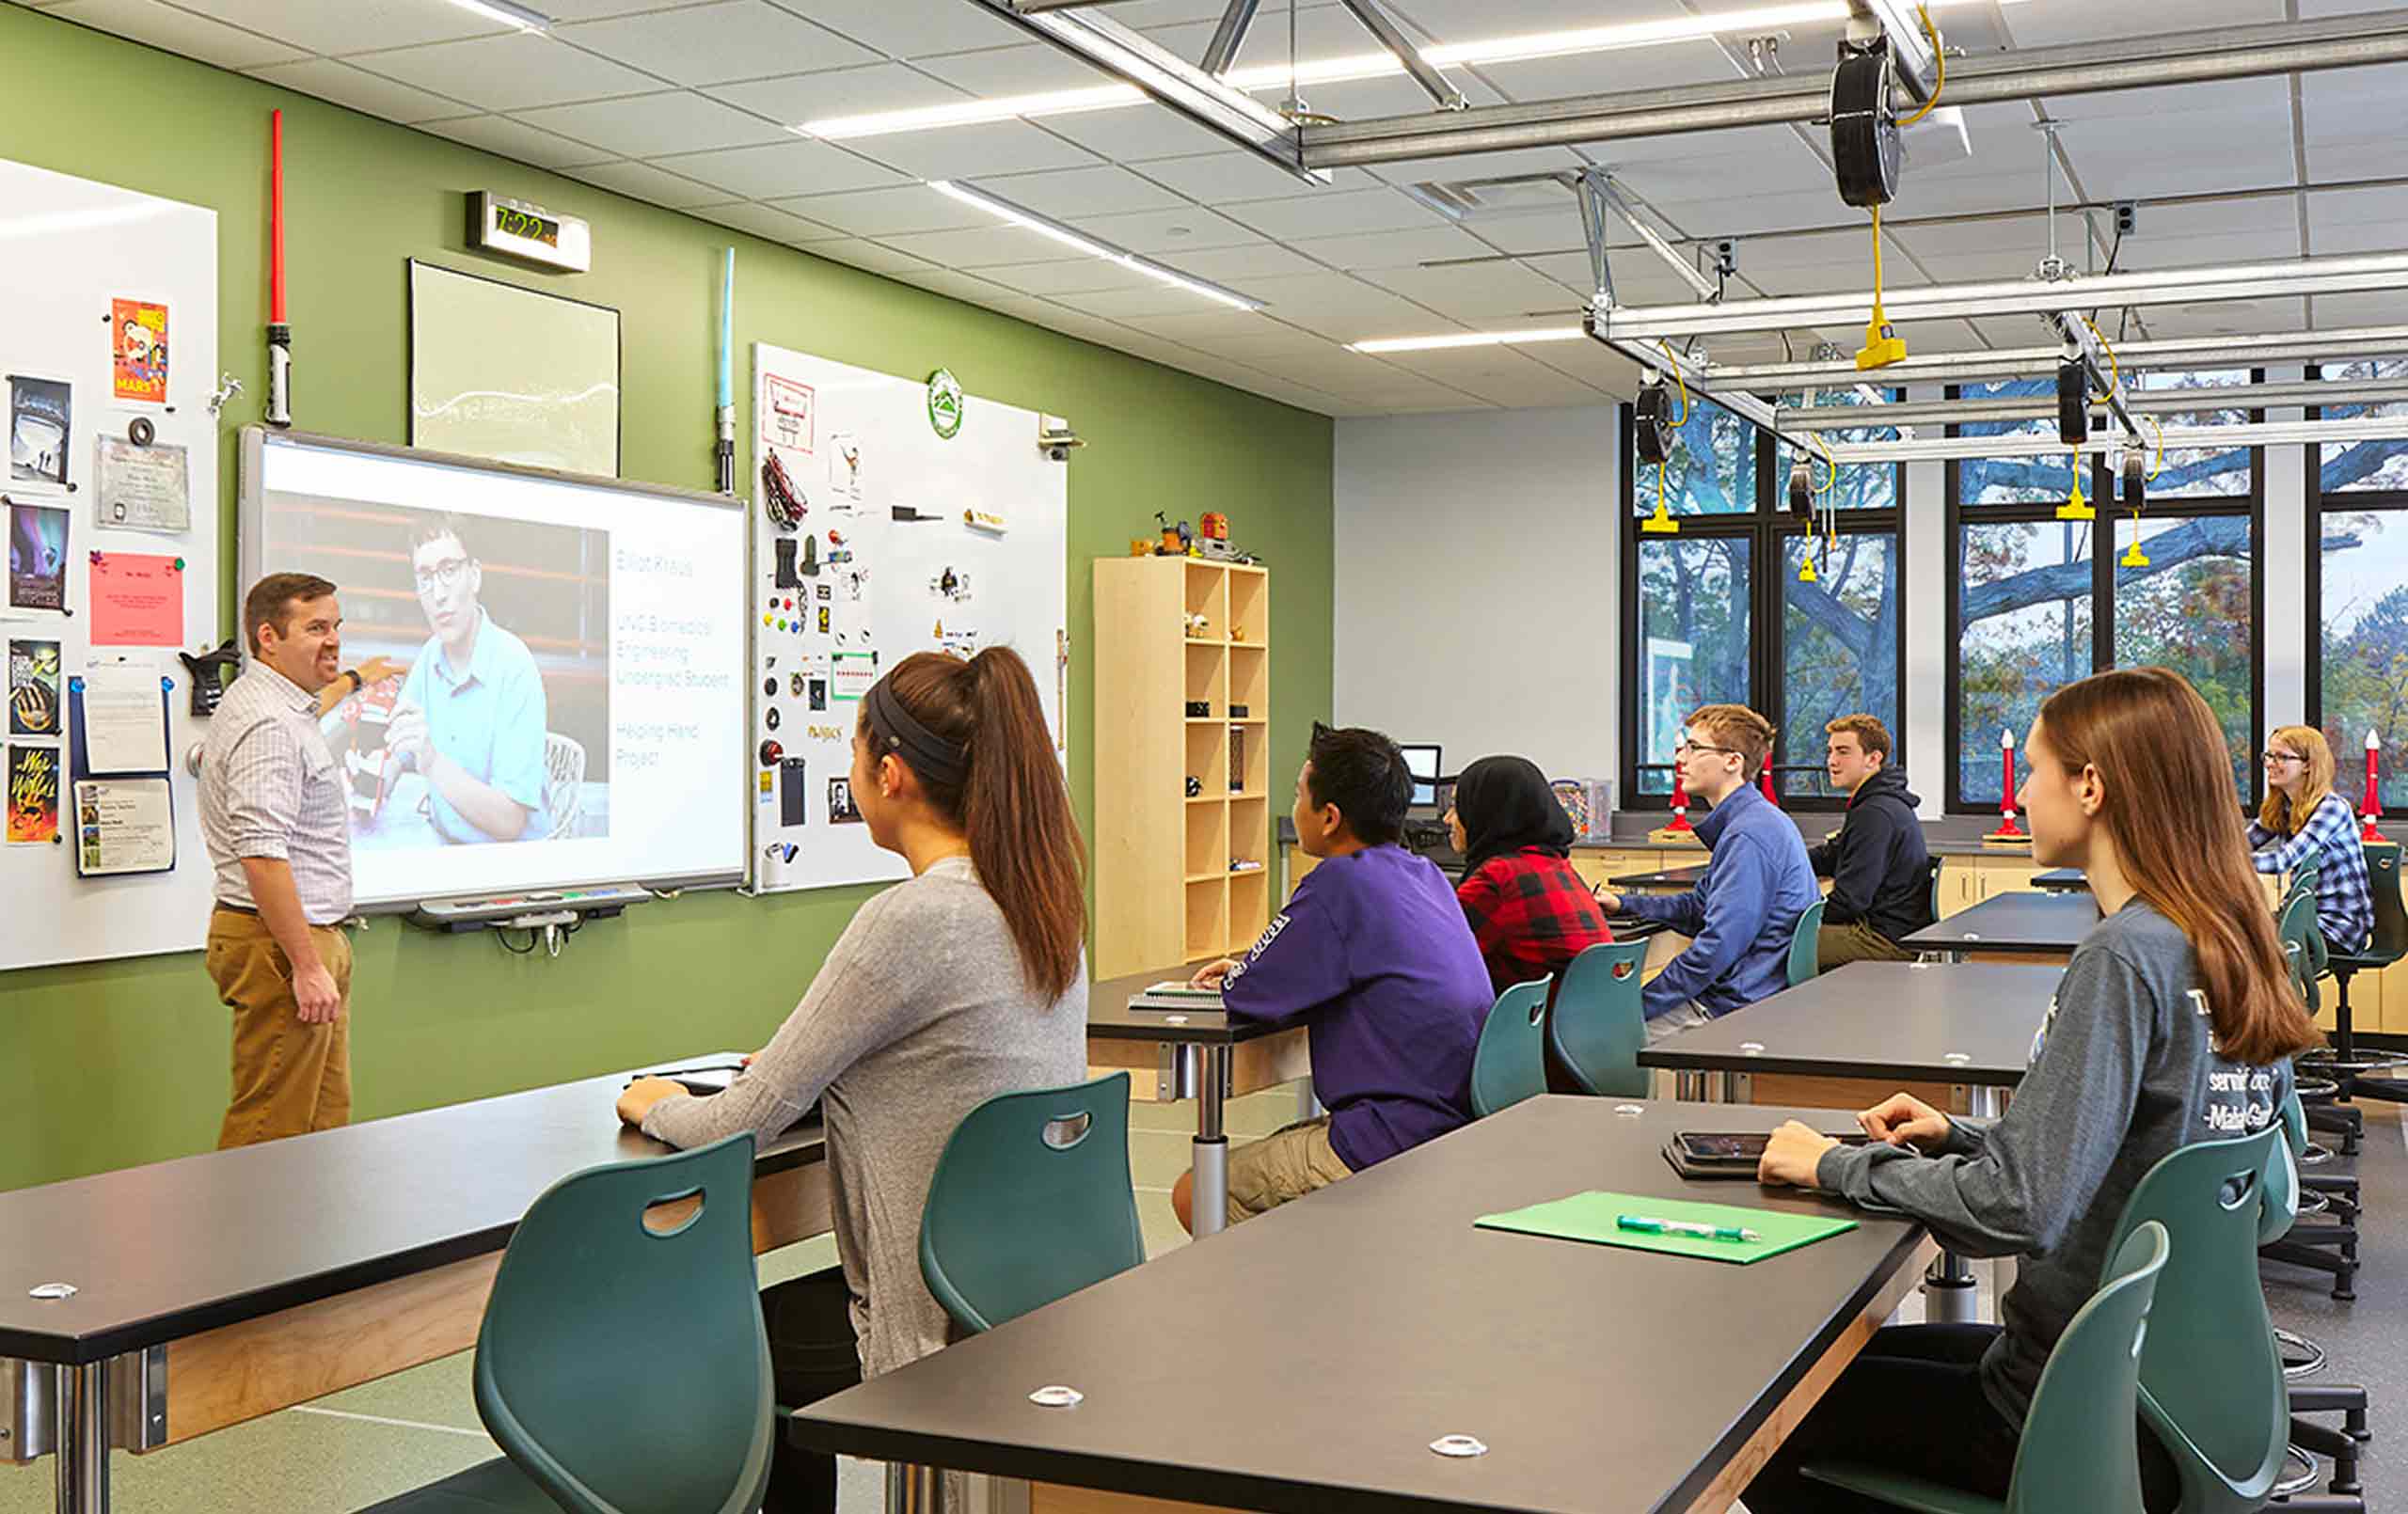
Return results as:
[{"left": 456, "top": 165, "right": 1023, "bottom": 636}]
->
[
  {"left": 974, "top": 1, "right": 1323, "bottom": 181},
  {"left": 1298, "top": 8, "right": 2408, "bottom": 168},
  {"left": 1823, "top": 412, "right": 2408, "bottom": 465},
  {"left": 1331, "top": 0, "right": 1465, "bottom": 110},
  {"left": 1694, "top": 324, "right": 2408, "bottom": 389},
  {"left": 1848, "top": 0, "right": 1940, "bottom": 100},
  {"left": 1778, "top": 375, "right": 2408, "bottom": 431},
  {"left": 1591, "top": 252, "right": 2408, "bottom": 343},
  {"left": 1198, "top": 0, "right": 1259, "bottom": 76}
]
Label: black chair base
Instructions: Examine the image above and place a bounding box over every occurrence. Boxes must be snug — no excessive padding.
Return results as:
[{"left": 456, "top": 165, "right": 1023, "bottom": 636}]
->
[{"left": 2263, "top": 1220, "right": 2360, "bottom": 1301}]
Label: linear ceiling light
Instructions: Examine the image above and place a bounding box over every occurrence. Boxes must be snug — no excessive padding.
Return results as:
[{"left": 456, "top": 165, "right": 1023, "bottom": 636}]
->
[
  {"left": 799, "top": 0, "right": 2021, "bottom": 141},
  {"left": 927, "top": 181, "right": 1263, "bottom": 311},
  {"left": 1350, "top": 326, "right": 1584, "bottom": 354},
  {"left": 446, "top": 0, "right": 549, "bottom": 32}
]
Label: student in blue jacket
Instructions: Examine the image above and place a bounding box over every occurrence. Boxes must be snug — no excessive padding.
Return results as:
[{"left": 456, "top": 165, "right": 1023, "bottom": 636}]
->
[{"left": 1593, "top": 703, "right": 1819, "bottom": 1041}]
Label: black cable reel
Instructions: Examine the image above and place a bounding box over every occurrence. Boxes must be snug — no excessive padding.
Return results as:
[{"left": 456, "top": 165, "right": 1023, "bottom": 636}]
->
[
  {"left": 1634, "top": 380, "right": 1674, "bottom": 466},
  {"left": 1830, "top": 40, "right": 1903, "bottom": 209},
  {"left": 2056, "top": 361, "right": 2090, "bottom": 449}
]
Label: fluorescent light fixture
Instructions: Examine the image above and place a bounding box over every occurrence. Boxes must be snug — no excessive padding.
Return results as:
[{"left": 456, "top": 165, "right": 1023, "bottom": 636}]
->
[
  {"left": 1350, "top": 327, "right": 1583, "bottom": 354},
  {"left": 799, "top": 0, "right": 2023, "bottom": 141},
  {"left": 927, "top": 181, "right": 1263, "bottom": 313},
  {"left": 446, "top": 0, "right": 549, "bottom": 32}
]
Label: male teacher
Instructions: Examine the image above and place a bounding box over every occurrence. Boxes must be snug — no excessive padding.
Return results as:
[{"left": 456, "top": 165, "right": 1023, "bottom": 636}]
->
[
  {"left": 386, "top": 514, "right": 548, "bottom": 844},
  {"left": 199, "top": 572, "right": 367, "bottom": 1146}
]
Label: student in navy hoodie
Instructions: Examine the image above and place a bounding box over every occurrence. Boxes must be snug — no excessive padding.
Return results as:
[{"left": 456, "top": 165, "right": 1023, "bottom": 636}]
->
[
  {"left": 1174, "top": 723, "right": 1493, "bottom": 1232},
  {"left": 1810, "top": 714, "right": 1934, "bottom": 970},
  {"left": 1594, "top": 703, "right": 1820, "bottom": 1042}
]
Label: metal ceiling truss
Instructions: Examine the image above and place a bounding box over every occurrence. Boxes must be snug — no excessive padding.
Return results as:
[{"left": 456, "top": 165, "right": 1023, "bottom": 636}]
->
[
  {"left": 1779, "top": 375, "right": 2408, "bottom": 432},
  {"left": 1692, "top": 325, "right": 2408, "bottom": 390},
  {"left": 1822, "top": 412, "right": 2408, "bottom": 465}
]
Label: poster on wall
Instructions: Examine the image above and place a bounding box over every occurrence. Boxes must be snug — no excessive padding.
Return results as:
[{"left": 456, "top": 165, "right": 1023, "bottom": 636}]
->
[
  {"left": 8, "top": 639, "right": 61, "bottom": 737},
  {"left": 8, "top": 376, "right": 71, "bottom": 487},
  {"left": 408, "top": 260, "right": 620, "bottom": 478},
  {"left": 111, "top": 299, "right": 170, "bottom": 404},
  {"left": 8, "top": 500, "right": 70, "bottom": 611},
  {"left": 8, "top": 742, "right": 59, "bottom": 844}
]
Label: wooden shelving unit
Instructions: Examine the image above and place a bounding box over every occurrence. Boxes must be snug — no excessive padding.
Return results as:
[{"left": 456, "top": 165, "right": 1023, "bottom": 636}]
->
[{"left": 1094, "top": 556, "right": 1273, "bottom": 979}]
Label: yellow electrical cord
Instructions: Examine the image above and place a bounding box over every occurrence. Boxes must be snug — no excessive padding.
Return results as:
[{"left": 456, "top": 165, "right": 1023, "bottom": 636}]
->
[
  {"left": 1658, "top": 341, "right": 1690, "bottom": 425},
  {"left": 2081, "top": 317, "right": 2121, "bottom": 403},
  {"left": 2147, "top": 415, "right": 2165, "bottom": 481},
  {"left": 1814, "top": 433, "right": 1839, "bottom": 498},
  {"left": 1898, "top": 5, "right": 1944, "bottom": 129},
  {"left": 1857, "top": 205, "right": 1907, "bottom": 370}
]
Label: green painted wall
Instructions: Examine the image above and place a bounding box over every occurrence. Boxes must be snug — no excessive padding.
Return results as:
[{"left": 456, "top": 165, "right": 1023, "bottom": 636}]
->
[{"left": 0, "top": 7, "right": 1334, "bottom": 1195}]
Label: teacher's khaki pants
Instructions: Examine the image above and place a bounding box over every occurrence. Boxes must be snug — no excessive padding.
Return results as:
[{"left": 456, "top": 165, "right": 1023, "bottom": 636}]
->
[{"left": 207, "top": 907, "right": 353, "bottom": 1148}]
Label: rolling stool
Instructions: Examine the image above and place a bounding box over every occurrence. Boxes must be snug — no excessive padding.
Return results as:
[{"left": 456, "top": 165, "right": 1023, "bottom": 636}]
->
[
  {"left": 2264, "top": 1093, "right": 2371, "bottom": 1508},
  {"left": 2300, "top": 845, "right": 2408, "bottom": 1124}
]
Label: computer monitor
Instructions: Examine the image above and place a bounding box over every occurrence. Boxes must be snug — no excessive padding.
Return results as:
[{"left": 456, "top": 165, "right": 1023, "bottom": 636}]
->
[{"left": 1397, "top": 743, "right": 1443, "bottom": 812}]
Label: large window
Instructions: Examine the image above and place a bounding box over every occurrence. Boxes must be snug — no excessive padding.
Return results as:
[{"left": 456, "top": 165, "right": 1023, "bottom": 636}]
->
[
  {"left": 2309, "top": 360, "right": 2408, "bottom": 812},
  {"left": 1948, "top": 373, "right": 2261, "bottom": 810},
  {"left": 1624, "top": 389, "right": 1903, "bottom": 809}
]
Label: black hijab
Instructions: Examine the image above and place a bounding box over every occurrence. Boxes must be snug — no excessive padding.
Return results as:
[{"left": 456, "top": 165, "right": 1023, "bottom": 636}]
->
[{"left": 1454, "top": 755, "right": 1575, "bottom": 880}]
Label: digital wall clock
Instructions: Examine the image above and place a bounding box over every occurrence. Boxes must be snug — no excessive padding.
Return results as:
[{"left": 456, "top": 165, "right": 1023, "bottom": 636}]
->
[{"left": 467, "top": 191, "right": 591, "bottom": 273}]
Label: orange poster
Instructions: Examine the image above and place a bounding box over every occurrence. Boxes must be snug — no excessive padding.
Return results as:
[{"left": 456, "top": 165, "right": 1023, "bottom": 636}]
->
[{"left": 112, "top": 299, "right": 169, "bottom": 404}]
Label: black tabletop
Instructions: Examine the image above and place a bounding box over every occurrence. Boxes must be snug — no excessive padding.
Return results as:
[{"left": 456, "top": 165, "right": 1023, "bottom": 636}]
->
[
  {"left": 791, "top": 1097, "right": 1925, "bottom": 1514},
  {"left": 2031, "top": 868, "right": 2088, "bottom": 891},
  {"left": 1637, "top": 961, "right": 2062, "bottom": 1083},
  {"left": 0, "top": 1059, "right": 824, "bottom": 1365},
  {"left": 1085, "top": 967, "right": 1298, "bottom": 1046},
  {"left": 1898, "top": 891, "right": 2100, "bottom": 954},
  {"left": 1609, "top": 862, "right": 1709, "bottom": 888}
]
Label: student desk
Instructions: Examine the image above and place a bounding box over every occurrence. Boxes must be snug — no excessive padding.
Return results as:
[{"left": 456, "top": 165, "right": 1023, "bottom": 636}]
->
[
  {"left": 1610, "top": 861, "right": 1711, "bottom": 891},
  {"left": 0, "top": 1062, "right": 829, "bottom": 1514},
  {"left": 792, "top": 1096, "right": 1934, "bottom": 1514},
  {"left": 2031, "top": 867, "right": 2087, "bottom": 891},
  {"left": 1899, "top": 891, "right": 2099, "bottom": 962},
  {"left": 1639, "top": 961, "right": 2057, "bottom": 1326}
]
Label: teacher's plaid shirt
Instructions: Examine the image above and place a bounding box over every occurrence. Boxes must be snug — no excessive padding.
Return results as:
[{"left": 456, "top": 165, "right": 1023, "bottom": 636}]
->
[
  {"left": 198, "top": 662, "right": 353, "bottom": 925},
  {"left": 2249, "top": 791, "right": 2373, "bottom": 954}
]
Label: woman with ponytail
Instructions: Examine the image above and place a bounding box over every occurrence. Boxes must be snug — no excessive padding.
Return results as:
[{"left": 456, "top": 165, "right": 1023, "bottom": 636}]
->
[
  {"left": 616, "top": 647, "right": 1086, "bottom": 1513},
  {"left": 1744, "top": 667, "right": 2320, "bottom": 1514}
]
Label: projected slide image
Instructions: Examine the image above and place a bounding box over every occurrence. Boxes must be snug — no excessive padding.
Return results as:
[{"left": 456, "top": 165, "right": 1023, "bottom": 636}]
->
[{"left": 271, "top": 497, "right": 610, "bottom": 850}]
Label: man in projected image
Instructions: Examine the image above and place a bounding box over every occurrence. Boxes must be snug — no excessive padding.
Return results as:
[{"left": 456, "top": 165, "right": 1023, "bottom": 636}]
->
[{"left": 387, "top": 514, "right": 549, "bottom": 844}]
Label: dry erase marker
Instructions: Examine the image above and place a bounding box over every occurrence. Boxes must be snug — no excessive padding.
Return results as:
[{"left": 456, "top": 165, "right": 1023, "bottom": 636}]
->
[{"left": 1618, "top": 1214, "right": 1761, "bottom": 1243}]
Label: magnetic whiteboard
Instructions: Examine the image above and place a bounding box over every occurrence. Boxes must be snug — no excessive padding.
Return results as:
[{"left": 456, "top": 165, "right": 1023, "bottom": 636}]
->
[
  {"left": 747, "top": 343, "right": 1068, "bottom": 894},
  {"left": 0, "top": 157, "right": 218, "bottom": 970}
]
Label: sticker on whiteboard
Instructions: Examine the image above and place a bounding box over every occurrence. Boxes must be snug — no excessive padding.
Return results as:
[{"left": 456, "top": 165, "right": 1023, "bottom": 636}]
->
[
  {"left": 112, "top": 299, "right": 170, "bottom": 405},
  {"left": 832, "top": 653, "right": 877, "bottom": 702},
  {"left": 828, "top": 776, "right": 863, "bottom": 824},
  {"left": 829, "top": 434, "right": 862, "bottom": 502},
  {"left": 763, "top": 375, "right": 813, "bottom": 454},
  {"left": 963, "top": 507, "right": 1006, "bottom": 533}
]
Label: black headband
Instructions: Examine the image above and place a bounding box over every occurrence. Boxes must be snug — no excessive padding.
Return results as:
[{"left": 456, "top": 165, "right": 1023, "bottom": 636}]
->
[{"left": 864, "top": 677, "right": 971, "bottom": 790}]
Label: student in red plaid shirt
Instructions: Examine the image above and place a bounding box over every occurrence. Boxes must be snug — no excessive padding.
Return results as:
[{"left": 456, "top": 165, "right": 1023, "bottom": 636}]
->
[{"left": 1447, "top": 756, "right": 1617, "bottom": 998}]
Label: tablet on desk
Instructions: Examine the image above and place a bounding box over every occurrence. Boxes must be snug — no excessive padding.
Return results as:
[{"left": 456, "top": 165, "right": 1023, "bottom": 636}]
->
[
  {"left": 633, "top": 1062, "right": 748, "bottom": 1096},
  {"left": 1129, "top": 982, "right": 1224, "bottom": 1012}
]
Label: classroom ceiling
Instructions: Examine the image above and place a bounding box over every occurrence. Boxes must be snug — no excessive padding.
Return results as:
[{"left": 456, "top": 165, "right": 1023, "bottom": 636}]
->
[{"left": 17, "top": 0, "right": 2408, "bottom": 416}]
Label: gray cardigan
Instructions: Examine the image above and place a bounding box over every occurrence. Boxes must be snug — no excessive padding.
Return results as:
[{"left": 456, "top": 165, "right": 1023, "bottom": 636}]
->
[{"left": 644, "top": 855, "right": 1089, "bottom": 1378}]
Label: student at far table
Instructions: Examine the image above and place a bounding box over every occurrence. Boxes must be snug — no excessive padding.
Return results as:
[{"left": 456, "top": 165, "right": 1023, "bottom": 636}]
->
[
  {"left": 1446, "top": 753, "right": 1617, "bottom": 998},
  {"left": 2251, "top": 724, "right": 2372, "bottom": 955},
  {"left": 1176, "top": 722, "right": 1493, "bottom": 1233},
  {"left": 1592, "top": 703, "right": 1818, "bottom": 1042},
  {"left": 1810, "top": 713, "right": 1935, "bottom": 970},
  {"left": 1750, "top": 667, "right": 2319, "bottom": 1514}
]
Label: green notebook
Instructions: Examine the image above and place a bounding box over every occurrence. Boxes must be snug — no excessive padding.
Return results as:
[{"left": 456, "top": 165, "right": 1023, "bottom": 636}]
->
[{"left": 1475, "top": 1191, "right": 1856, "bottom": 1265}]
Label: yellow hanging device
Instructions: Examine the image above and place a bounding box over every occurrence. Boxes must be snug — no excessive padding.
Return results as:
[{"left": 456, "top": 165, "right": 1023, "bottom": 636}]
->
[
  {"left": 2055, "top": 454, "right": 2094, "bottom": 522},
  {"left": 1797, "top": 434, "right": 1839, "bottom": 582},
  {"left": 1857, "top": 204, "right": 1908, "bottom": 371},
  {"left": 1640, "top": 346, "right": 1689, "bottom": 534},
  {"left": 2115, "top": 421, "right": 2162, "bottom": 567}
]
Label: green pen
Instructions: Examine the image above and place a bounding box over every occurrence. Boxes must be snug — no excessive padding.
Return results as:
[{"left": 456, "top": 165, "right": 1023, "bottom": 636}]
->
[{"left": 1618, "top": 1213, "right": 1762, "bottom": 1243}]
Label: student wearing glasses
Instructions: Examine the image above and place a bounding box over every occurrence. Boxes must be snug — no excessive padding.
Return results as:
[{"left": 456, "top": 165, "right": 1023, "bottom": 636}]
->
[
  {"left": 2251, "top": 725, "right": 2373, "bottom": 954},
  {"left": 1592, "top": 704, "right": 1818, "bottom": 1041}
]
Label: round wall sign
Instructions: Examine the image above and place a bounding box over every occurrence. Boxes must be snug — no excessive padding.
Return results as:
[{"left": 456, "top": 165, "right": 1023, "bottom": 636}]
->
[{"left": 927, "top": 368, "right": 963, "bottom": 439}]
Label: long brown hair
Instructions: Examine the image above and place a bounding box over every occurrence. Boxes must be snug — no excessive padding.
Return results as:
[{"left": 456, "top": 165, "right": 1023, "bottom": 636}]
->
[
  {"left": 2257, "top": 723, "right": 2339, "bottom": 838},
  {"left": 2037, "top": 668, "right": 2320, "bottom": 1065},
  {"left": 865, "top": 648, "right": 1085, "bottom": 1001}
]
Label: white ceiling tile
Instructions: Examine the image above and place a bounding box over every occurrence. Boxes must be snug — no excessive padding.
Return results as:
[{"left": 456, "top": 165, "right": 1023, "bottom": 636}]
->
[
  {"left": 1117, "top": 308, "right": 1305, "bottom": 344},
  {"left": 245, "top": 57, "right": 474, "bottom": 123},
  {"left": 2115, "top": 227, "right": 2305, "bottom": 271},
  {"left": 2307, "top": 222, "right": 2408, "bottom": 257},
  {"left": 1036, "top": 103, "right": 1254, "bottom": 164},
  {"left": 1150, "top": 241, "right": 1329, "bottom": 280},
  {"left": 1130, "top": 151, "right": 1372, "bottom": 204},
  {"left": 418, "top": 113, "right": 621, "bottom": 170},
  {"left": 959, "top": 165, "right": 1184, "bottom": 220},
  {"left": 1068, "top": 283, "right": 1258, "bottom": 320},
  {"left": 767, "top": 182, "right": 985, "bottom": 237},
  {"left": 1471, "top": 37, "right": 1745, "bottom": 103},
  {"left": 706, "top": 61, "right": 970, "bottom": 124},
  {"left": 1458, "top": 209, "right": 1589, "bottom": 259},
  {"left": 805, "top": 238, "right": 943, "bottom": 276},
  {"left": 760, "top": 0, "right": 1028, "bottom": 59},
  {"left": 560, "top": 2, "right": 879, "bottom": 87},
  {"left": 875, "top": 222, "right": 1087, "bottom": 266},
  {"left": 1219, "top": 185, "right": 1450, "bottom": 240},
  {"left": 888, "top": 266, "right": 1022, "bottom": 303},
  {"left": 39, "top": 0, "right": 308, "bottom": 70},
  {"left": 2300, "top": 62, "right": 2408, "bottom": 148},
  {"left": 2307, "top": 138, "right": 2408, "bottom": 185},
  {"left": 844, "top": 119, "right": 1101, "bottom": 179},
  {"left": 2142, "top": 295, "right": 2307, "bottom": 339},
  {"left": 1064, "top": 205, "right": 1263, "bottom": 254},
  {"left": 650, "top": 138, "right": 911, "bottom": 197},
  {"left": 906, "top": 41, "right": 1101, "bottom": 95},
  {"left": 1284, "top": 223, "right": 1495, "bottom": 270},
  {"left": 517, "top": 0, "right": 720, "bottom": 15},
  {"left": 689, "top": 198, "right": 840, "bottom": 244},
  {"left": 515, "top": 91, "right": 791, "bottom": 156},
  {"left": 975, "top": 258, "right": 1165, "bottom": 297},
  {"left": 1364, "top": 145, "right": 1590, "bottom": 189},
  {"left": 2003, "top": 0, "right": 2279, "bottom": 48},
  {"left": 2307, "top": 292, "right": 2408, "bottom": 329},
  {"left": 1354, "top": 260, "right": 1581, "bottom": 320},
  {"left": 2308, "top": 185, "right": 2408, "bottom": 234},
  {"left": 182, "top": 0, "right": 499, "bottom": 54},
  {"left": 348, "top": 33, "right": 661, "bottom": 111},
  {"left": 563, "top": 159, "right": 737, "bottom": 209}
]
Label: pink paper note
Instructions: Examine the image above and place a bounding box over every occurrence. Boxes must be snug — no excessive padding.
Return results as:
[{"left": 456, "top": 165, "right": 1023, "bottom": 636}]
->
[{"left": 88, "top": 552, "right": 183, "bottom": 647}]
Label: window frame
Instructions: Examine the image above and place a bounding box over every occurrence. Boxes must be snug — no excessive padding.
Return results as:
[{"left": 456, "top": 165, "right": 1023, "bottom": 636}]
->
[
  {"left": 2304, "top": 360, "right": 2408, "bottom": 816},
  {"left": 1620, "top": 397, "right": 1908, "bottom": 814},
  {"left": 1942, "top": 373, "right": 2266, "bottom": 814}
]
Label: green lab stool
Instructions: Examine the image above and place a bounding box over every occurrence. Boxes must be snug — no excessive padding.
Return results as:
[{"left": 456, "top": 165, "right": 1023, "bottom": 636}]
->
[
  {"left": 1787, "top": 897, "right": 1827, "bottom": 986},
  {"left": 1546, "top": 939, "right": 1650, "bottom": 1098},
  {"left": 2105, "top": 1126, "right": 2291, "bottom": 1514},
  {"left": 1803, "top": 1221, "right": 2170, "bottom": 1514},
  {"left": 2278, "top": 890, "right": 2323, "bottom": 1016},
  {"left": 918, "top": 1073, "right": 1144, "bottom": 1333},
  {"left": 356, "top": 1134, "right": 773, "bottom": 1514},
  {"left": 1471, "top": 976, "right": 1555, "bottom": 1117},
  {"left": 1922, "top": 856, "right": 1946, "bottom": 930},
  {"left": 2321, "top": 843, "right": 2408, "bottom": 1070}
]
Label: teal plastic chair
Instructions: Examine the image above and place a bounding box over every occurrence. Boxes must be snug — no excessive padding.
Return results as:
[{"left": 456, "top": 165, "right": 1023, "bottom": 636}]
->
[
  {"left": 1804, "top": 1221, "right": 2171, "bottom": 1514},
  {"left": 2103, "top": 1126, "right": 2291, "bottom": 1514},
  {"left": 918, "top": 1073, "right": 1144, "bottom": 1334},
  {"left": 1470, "top": 976, "right": 1555, "bottom": 1117},
  {"left": 1787, "top": 897, "right": 1827, "bottom": 986},
  {"left": 2277, "top": 891, "right": 2322, "bottom": 1016},
  {"left": 358, "top": 1134, "right": 774, "bottom": 1514},
  {"left": 1546, "top": 939, "right": 1650, "bottom": 1098},
  {"left": 1922, "top": 856, "right": 1946, "bottom": 929},
  {"left": 2283, "top": 858, "right": 2321, "bottom": 909}
]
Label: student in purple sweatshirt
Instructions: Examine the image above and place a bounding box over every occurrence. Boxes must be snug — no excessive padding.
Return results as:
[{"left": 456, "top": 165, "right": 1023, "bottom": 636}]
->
[{"left": 1172, "top": 723, "right": 1494, "bottom": 1233}]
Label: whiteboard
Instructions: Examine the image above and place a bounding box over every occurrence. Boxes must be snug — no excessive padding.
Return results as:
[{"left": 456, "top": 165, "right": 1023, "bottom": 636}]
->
[
  {"left": 408, "top": 261, "right": 621, "bottom": 478},
  {"left": 0, "top": 157, "right": 218, "bottom": 969},
  {"left": 747, "top": 344, "right": 1068, "bottom": 894}
]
